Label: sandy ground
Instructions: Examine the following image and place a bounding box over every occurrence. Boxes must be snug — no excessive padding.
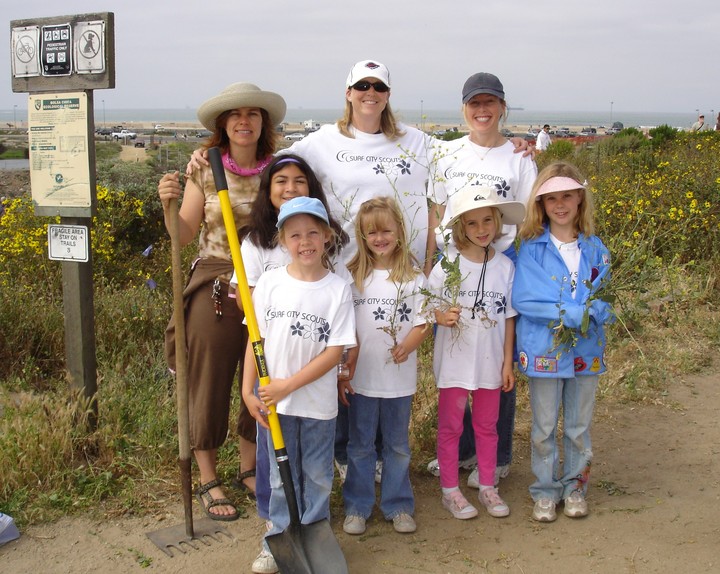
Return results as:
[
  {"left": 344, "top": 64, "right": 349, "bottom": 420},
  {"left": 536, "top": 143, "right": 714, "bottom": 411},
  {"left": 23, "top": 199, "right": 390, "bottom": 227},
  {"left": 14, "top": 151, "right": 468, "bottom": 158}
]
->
[{"left": 2, "top": 365, "right": 717, "bottom": 574}]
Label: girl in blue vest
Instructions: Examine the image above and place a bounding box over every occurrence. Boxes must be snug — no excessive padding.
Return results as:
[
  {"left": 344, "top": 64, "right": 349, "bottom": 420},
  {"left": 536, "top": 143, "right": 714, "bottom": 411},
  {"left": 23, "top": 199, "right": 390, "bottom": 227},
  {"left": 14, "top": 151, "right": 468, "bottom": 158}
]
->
[{"left": 513, "top": 161, "right": 613, "bottom": 523}]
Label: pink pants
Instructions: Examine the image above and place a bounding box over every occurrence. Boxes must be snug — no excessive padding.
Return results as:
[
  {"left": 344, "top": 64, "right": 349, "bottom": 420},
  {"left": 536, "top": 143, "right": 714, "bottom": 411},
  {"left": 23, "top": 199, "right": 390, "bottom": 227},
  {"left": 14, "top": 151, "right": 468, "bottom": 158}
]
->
[{"left": 437, "top": 387, "right": 501, "bottom": 489}]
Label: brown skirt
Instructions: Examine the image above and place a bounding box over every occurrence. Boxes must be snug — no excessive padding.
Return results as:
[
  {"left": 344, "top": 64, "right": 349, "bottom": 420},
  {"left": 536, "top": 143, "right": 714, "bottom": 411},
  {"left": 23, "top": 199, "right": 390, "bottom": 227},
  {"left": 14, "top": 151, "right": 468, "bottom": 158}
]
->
[{"left": 165, "top": 258, "right": 254, "bottom": 450}]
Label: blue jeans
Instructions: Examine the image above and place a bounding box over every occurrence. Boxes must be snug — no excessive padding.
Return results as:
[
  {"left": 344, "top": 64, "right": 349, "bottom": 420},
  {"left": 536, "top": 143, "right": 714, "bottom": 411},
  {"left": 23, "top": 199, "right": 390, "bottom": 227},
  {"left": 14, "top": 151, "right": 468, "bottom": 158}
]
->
[
  {"left": 335, "top": 396, "right": 383, "bottom": 464},
  {"left": 343, "top": 394, "right": 414, "bottom": 519},
  {"left": 265, "top": 414, "right": 335, "bottom": 541},
  {"left": 457, "top": 387, "right": 515, "bottom": 466},
  {"left": 528, "top": 375, "right": 598, "bottom": 502},
  {"left": 255, "top": 423, "right": 270, "bottom": 520}
]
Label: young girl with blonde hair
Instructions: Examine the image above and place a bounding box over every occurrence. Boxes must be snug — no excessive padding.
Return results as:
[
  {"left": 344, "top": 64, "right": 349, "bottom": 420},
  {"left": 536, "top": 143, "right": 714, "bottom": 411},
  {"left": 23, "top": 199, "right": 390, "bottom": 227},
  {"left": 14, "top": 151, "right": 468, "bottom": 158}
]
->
[
  {"left": 428, "top": 186, "right": 525, "bottom": 520},
  {"left": 513, "top": 161, "right": 613, "bottom": 523},
  {"left": 340, "top": 197, "right": 429, "bottom": 535}
]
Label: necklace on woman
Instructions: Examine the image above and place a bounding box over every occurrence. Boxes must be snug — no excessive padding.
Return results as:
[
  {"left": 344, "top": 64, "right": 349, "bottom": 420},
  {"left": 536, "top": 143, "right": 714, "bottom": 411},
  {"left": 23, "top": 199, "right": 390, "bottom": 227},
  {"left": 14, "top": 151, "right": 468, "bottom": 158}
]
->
[
  {"left": 222, "top": 153, "right": 272, "bottom": 177},
  {"left": 469, "top": 133, "right": 503, "bottom": 161}
]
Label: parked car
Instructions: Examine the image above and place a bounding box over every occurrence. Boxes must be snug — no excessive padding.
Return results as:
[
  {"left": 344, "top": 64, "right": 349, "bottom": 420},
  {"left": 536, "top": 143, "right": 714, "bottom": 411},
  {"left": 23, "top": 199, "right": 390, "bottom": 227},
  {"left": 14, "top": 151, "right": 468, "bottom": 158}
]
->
[
  {"left": 580, "top": 127, "right": 597, "bottom": 136},
  {"left": 501, "top": 128, "right": 514, "bottom": 138},
  {"left": 95, "top": 127, "right": 112, "bottom": 136},
  {"left": 284, "top": 132, "right": 305, "bottom": 141},
  {"left": 134, "top": 141, "right": 146, "bottom": 148}
]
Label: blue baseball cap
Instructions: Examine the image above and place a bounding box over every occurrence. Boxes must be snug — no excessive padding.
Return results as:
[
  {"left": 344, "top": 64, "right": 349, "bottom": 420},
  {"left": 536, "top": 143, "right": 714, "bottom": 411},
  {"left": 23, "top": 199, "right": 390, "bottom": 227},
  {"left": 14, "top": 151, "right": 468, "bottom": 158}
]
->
[{"left": 276, "top": 196, "right": 330, "bottom": 229}]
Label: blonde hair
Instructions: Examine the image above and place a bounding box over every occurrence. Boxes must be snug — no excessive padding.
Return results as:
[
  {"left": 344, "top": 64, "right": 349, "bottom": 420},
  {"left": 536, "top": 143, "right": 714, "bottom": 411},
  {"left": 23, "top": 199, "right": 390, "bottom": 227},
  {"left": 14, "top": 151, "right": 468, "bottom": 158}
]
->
[
  {"left": 519, "top": 161, "right": 595, "bottom": 240},
  {"left": 278, "top": 216, "right": 338, "bottom": 270},
  {"left": 451, "top": 206, "right": 504, "bottom": 252},
  {"left": 337, "top": 100, "right": 405, "bottom": 140},
  {"left": 347, "top": 197, "right": 419, "bottom": 291}
]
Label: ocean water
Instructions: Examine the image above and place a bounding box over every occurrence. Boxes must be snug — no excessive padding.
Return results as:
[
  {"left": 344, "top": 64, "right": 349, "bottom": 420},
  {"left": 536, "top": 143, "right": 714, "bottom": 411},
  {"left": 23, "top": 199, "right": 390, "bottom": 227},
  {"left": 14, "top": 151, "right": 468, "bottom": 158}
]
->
[{"left": 0, "top": 107, "right": 699, "bottom": 131}]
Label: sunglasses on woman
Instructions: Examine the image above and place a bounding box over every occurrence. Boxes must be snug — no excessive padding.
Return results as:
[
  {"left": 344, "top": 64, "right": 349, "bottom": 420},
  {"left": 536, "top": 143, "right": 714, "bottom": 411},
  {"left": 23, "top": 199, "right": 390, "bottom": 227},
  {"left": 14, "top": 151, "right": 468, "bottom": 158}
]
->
[{"left": 351, "top": 81, "right": 390, "bottom": 93}]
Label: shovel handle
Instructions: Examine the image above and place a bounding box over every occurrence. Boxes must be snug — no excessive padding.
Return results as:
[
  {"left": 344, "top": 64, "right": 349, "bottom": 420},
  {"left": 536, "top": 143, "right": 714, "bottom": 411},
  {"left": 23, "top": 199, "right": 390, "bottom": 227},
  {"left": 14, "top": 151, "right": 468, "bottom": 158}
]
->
[{"left": 207, "top": 147, "right": 285, "bottom": 451}]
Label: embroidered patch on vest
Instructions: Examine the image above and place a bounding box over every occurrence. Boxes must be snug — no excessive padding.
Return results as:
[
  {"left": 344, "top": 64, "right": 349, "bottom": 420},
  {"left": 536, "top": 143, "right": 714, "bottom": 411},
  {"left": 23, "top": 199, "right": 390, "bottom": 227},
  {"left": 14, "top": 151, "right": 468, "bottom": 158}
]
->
[
  {"left": 534, "top": 356, "right": 557, "bottom": 373},
  {"left": 589, "top": 356, "right": 602, "bottom": 372},
  {"left": 574, "top": 357, "right": 587, "bottom": 372},
  {"left": 519, "top": 352, "right": 528, "bottom": 371}
]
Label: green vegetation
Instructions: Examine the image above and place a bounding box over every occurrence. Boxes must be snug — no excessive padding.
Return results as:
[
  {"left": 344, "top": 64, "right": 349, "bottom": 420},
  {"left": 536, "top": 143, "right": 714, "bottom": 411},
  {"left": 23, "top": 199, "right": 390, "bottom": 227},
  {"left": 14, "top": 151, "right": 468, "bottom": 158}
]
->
[{"left": 1, "top": 132, "right": 719, "bottom": 526}]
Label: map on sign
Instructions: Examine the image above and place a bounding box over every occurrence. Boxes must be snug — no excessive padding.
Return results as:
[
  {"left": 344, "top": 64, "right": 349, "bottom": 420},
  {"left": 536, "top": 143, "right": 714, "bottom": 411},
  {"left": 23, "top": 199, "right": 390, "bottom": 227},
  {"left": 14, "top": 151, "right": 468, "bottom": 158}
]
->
[{"left": 28, "top": 92, "right": 91, "bottom": 209}]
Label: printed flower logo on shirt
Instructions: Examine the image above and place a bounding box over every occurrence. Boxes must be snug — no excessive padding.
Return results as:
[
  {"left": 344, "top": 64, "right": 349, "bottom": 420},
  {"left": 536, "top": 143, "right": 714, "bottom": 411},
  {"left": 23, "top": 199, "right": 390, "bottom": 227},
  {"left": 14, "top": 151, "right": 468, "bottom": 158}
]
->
[
  {"left": 373, "top": 307, "right": 387, "bottom": 320},
  {"left": 494, "top": 296, "right": 507, "bottom": 315},
  {"left": 373, "top": 164, "right": 385, "bottom": 175},
  {"left": 494, "top": 181, "right": 510, "bottom": 198},
  {"left": 315, "top": 321, "right": 331, "bottom": 343},
  {"left": 396, "top": 302, "right": 411, "bottom": 322},
  {"left": 397, "top": 159, "right": 412, "bottom": 175},
  {"left": 290, "top": 321, "right": 306, "bottom": 337}
]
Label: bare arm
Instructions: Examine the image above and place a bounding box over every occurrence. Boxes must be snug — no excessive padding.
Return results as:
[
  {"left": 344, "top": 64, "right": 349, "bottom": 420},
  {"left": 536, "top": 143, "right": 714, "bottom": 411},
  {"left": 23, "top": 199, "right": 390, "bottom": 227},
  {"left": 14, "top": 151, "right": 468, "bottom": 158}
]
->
[
  {"left": 258, "top": 345, "right": 345, "bottom": 406},
  {"left": 241, "top": 338, "right": 271, "bottom": 429},
  {"left": 158, "top": 172, "right": 205, "bottom": 246},
  {"left": 501, "top": 316, "right": 516, "bottom": 392},
  {"left": 426, "top": 201, "right": 446, "bottom": 276},
  {"left": 391, "top": 324, "right": 431, "bottom": 364}
]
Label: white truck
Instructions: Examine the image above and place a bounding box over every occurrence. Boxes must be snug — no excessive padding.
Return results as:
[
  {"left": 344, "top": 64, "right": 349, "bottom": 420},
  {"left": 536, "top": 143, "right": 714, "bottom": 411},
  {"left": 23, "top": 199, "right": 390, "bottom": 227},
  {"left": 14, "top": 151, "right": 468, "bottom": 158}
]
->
[
  {"left": 303, "top": 119, "right": 320, "bottom": 132},
  {"left": 112, "top": 129, "right": 137, "bottom": 140}
]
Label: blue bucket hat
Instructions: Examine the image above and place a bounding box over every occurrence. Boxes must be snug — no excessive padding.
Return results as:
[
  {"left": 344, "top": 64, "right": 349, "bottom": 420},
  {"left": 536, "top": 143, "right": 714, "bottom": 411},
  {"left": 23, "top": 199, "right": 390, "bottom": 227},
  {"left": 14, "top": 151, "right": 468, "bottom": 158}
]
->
[{"left": 276, "top": 197, "right": 330, "bottom": 229}]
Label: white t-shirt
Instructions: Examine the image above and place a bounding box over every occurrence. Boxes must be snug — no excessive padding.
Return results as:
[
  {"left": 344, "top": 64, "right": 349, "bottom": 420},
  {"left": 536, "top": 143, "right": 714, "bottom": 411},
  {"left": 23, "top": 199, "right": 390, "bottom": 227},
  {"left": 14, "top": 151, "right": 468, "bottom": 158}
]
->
[
  {"left": 431, "top": 136, "right": 537, "bottom": 254},
  {"left": 284, "top": 123, "right": 439, "bottom": 263},
  {"left": 351, "top": 269, "right": 427, "bottom": 398},
  {"left": 549, "top": 234, "right": 581, "bottom": 299},
  {"left": 230, "top": 238, "right": 351, "bottom": 289},
  {"left": 428, "top": 252, "right": 517, "bottom": 390},
  {"left": 253, "top": 266, "right": 357, "bottom": 420},
  {"left": 536, "top": 129, "right": 551, "bottom": 151}
]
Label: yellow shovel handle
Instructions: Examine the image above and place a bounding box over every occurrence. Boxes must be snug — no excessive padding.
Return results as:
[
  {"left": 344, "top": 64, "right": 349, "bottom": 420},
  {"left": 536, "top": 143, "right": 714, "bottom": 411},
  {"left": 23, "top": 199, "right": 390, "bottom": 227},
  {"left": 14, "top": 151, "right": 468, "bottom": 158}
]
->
[{"left": 208, "top": 147, "right": 285, "bottom": 450}]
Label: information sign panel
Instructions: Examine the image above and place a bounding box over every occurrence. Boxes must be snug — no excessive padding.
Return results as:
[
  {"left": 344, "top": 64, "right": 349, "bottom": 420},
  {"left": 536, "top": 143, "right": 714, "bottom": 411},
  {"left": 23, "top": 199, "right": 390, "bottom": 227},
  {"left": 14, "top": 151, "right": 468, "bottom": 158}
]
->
[{"left": 48, "top": 224, "right": 89, "bottom": 262}]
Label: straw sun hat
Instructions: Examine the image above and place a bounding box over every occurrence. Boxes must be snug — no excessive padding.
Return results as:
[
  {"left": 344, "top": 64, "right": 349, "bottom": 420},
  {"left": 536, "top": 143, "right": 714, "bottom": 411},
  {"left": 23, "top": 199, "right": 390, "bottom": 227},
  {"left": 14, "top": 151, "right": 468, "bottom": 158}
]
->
[{"left": 197, "top": 82, "right": 287, "bottom": 132}]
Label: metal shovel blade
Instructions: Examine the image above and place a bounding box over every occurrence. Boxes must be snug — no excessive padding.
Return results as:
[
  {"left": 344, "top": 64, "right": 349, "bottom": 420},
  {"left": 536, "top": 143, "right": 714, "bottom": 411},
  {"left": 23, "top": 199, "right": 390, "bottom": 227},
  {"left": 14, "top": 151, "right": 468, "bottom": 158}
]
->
[
  {"left": 267, "top": 519, "right": 348, "bottom": 574},
  {"left": 146, "top": 518, "right": 231, "bottom": 557}
]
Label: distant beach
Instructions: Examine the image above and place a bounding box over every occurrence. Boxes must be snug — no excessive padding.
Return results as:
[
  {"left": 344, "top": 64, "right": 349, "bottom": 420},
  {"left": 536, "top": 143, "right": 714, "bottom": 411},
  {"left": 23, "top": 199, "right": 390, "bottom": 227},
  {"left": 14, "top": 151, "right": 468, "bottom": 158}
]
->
[{"left": 0, "top": 107, "right": 701, "bottom": 135}]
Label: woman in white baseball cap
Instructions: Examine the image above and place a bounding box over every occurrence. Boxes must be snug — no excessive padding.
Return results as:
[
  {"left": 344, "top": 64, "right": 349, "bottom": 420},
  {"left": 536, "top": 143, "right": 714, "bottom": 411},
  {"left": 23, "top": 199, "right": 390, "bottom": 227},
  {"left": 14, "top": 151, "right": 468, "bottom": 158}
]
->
[{"left": 156, "top": 82, "right": 286, "bottom": 523}]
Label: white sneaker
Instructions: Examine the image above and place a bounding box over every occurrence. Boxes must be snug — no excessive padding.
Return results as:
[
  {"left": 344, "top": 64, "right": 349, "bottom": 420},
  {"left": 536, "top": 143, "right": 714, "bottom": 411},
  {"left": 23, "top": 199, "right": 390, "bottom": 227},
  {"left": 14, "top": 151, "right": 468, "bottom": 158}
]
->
[
  {"left": 441, "top": 490, "right": 478, "bottom": 520},
  {"left": 375, "top": 460, "right": 383, "bottom": 484},
  {"left": 532, "top": 498, "right": 557, "bottom": 522},
  {"left": 334, "top": 459, "right": 347, "bottom": 484},
  {"left": 428, "top": 455, "right": 477, "bottom": 478},
  {"left": 467, "top": 468, "right": 480, "bottom": 489},
  {"left": 252, "top": 549, "right": 278, "bottom": 574},
  {"left": 343, "top": 515, "right": 366, "bottom": 535},
  {"left": 478, "top": 487, "right": 510, "bottom": 518},
  {"left": 459, "top": 455, "right": 478, "bottom": 470},
  {"left": 392, "top": 512, "right": 417, "bottom": 533},
  {"left": 496, "top": 464, "right": 510, "bottom": 481},
  {"left": 426, "top": 458, "right": 440, "bottom": 477},
  {"left": 563, "top": 492, "right": 589, "bottom": 518}
]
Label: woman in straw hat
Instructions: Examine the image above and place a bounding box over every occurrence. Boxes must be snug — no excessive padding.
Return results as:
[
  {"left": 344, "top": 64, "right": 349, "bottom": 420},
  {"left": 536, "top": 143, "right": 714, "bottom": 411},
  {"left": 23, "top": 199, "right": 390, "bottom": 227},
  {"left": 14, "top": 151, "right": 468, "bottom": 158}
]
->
[{"left": 157, "top": 83, "right": 286, "bottom": 522}]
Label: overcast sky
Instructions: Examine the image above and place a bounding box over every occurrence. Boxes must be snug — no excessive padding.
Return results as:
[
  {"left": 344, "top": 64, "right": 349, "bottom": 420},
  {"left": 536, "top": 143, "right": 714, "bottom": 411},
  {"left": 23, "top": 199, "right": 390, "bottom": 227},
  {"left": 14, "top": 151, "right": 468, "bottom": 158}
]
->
[{"left": 3, "top": 1, "right": 719, "bottom": 117}]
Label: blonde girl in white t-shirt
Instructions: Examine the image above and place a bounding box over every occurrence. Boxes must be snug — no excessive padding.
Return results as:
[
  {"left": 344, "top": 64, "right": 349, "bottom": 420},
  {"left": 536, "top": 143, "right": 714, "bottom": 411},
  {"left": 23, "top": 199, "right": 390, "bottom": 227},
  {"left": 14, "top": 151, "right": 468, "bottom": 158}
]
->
[{"left": 340, "top": 197, "right": 430, "bottom": 536}]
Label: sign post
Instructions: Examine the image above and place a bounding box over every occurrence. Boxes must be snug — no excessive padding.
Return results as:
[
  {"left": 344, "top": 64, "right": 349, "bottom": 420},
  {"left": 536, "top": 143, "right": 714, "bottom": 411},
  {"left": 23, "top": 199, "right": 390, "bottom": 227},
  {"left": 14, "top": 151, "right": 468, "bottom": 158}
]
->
[{"left": 10, "top": 12, "right": 115, "bottom": 429}]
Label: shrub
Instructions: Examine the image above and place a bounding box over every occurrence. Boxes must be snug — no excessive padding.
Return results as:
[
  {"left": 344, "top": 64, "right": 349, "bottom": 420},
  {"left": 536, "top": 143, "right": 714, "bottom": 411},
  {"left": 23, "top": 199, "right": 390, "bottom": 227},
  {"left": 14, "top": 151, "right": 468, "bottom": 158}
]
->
[{"left": 648, "top": 124, "right": 679, "bottom": 148}]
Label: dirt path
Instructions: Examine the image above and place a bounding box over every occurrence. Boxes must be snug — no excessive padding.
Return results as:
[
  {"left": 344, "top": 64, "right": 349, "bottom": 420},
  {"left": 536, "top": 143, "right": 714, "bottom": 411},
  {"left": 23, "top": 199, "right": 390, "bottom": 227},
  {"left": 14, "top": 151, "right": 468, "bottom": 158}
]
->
[
  {"left": 2, "top": 369, "right": 718, "bottom": 573},
  {"left": 118, "top": 144, "right": 148, "bottom": 163}
]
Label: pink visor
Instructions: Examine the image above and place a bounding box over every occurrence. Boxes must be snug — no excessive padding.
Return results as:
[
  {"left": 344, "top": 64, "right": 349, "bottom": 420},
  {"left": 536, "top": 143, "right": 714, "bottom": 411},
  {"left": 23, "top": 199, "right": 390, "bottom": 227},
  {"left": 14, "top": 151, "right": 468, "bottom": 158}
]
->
[{"left": 535, "top": 176, "right": 585, "bottom": 200}]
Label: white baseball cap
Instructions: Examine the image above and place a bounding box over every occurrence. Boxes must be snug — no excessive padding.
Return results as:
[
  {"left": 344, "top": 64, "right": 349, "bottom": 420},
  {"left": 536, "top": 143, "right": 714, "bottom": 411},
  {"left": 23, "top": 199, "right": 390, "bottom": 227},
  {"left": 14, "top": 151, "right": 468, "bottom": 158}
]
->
[{"left": 346, "top": 60, "right": 391, "bottom": 88}]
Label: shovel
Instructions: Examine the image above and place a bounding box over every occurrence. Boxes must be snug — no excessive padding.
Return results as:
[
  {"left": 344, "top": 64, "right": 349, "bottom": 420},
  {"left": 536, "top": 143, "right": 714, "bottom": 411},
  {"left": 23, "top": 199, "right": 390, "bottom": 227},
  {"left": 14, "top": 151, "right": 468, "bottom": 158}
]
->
[
  {"left": 208, "top": 147, "right": 348, "bottom": 574},
  {"left": 146, "top": 195, "right": 230, "bottom": 556}
]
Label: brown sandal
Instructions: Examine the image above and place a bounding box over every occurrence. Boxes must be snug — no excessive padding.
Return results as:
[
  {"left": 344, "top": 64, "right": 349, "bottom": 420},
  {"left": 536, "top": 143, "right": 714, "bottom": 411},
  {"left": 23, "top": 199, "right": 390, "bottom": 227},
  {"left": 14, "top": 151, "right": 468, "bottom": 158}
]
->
[
  {"left": 194, "top": 478, "right": 239, "bottom": 521},
  {"left": 231, "top": 469, "right": 256, "bottom": 499}
]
